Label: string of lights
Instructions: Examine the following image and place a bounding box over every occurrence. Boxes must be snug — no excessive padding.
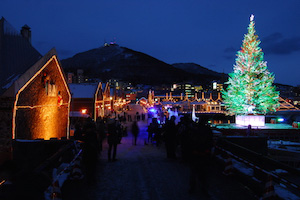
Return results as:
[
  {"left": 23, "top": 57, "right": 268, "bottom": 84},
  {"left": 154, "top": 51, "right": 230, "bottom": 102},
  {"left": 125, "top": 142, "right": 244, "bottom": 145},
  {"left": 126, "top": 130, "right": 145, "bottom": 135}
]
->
[{"left": 16, "top": 103, "right": 69, "bottom": 109}]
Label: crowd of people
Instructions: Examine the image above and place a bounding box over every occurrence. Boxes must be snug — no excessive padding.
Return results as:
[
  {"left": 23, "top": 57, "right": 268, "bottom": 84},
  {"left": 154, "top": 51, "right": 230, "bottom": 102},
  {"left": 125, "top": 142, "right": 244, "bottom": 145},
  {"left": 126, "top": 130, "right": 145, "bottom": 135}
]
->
[
  {"left": 147, "top": 115, "right": 214, "bottom": 194},
  {"left": 72, "top": 110, "right": 215, "bottom": 193},
  {"left": 72, "top": 115, "right": 125, "bottom": 183}
]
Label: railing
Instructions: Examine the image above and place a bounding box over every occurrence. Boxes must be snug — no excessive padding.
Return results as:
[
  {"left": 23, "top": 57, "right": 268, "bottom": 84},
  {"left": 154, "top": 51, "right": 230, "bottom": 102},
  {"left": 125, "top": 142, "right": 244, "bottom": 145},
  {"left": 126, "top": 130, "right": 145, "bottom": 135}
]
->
[
  {"left": 216, "top": 138, "right": 300, "bottom": 193},
  {"left": 0, "top": 140, "right": 81, "bottom": 199}
]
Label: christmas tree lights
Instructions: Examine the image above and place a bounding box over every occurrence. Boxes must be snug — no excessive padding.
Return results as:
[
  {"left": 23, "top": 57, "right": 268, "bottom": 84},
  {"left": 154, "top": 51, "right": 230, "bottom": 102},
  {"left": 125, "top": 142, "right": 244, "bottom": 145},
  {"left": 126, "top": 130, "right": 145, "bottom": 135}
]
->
[{"left": 222, "top": 15, "right": 279, "bottom": 116}]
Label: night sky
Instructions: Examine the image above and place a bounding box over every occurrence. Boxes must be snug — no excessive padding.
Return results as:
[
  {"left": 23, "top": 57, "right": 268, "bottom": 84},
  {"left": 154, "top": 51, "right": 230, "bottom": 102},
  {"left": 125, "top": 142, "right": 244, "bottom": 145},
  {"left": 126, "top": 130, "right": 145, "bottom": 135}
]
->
[{"left": 1, "top": 0, "right": 300, "bottom": 86}]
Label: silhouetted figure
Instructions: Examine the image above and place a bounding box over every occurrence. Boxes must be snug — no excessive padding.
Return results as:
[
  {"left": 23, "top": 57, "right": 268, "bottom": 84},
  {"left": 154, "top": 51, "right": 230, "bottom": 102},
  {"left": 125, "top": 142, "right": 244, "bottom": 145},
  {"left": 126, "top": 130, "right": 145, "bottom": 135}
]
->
[
  {"left": 74, "top": 123, "right": 83, "bottom": 141},
  {"left": 127, "top": 114, "right": 132, "bottom": 122},
  {"left": 82, "top": 117, "right": 98, "bottom": 184},
  {"left": 136, "top": 112, "right": 140, "bottom": 121},
  {"left": 96, "top": 117, "right": 105, "bottom": 152},
  {"left": 188, "top": 119, "right": 213, "bottom": 195},
  {"left": 131, "top": 121, "right": 139, "bottom": 145},
  {"left": 115, "top": 120, "right": 123, "bottom": 144},
  {"left": 247, "top": 124, "right": 252, "bottom": 136},
  {"left": 177, "top": 116, "right": 191, "bottom": 162},
  {"left": 141, "top": 113, "right": 145, "bottom": 121},
  {"left": 163, "top": 116, "right": 177, "bottom": 159},
  {"left": 107, "top": 119, "right": 119, "bottom": 161},
  {"left": 147, "top": 118, "right": 160, "bottom": 145}
]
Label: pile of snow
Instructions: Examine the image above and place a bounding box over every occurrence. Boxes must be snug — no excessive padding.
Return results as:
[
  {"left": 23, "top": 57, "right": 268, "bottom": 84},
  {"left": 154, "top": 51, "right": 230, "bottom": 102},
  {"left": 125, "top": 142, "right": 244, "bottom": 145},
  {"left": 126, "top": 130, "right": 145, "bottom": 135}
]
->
[{"left": 268, "top": 140, "right": 300, "bottom": 152}]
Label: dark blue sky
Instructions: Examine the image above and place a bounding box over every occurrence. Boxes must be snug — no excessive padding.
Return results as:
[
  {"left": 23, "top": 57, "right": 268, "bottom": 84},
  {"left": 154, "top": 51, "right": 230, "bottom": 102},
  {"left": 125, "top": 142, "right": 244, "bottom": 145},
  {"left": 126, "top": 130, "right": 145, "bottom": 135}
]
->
[{"left": 1, "top": 0, "right": 300, "bottom": 86}]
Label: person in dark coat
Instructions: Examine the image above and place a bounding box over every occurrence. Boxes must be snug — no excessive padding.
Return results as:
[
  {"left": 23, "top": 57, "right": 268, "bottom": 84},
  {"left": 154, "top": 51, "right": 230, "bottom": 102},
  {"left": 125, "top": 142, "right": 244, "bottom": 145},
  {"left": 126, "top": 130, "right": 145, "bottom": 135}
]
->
[
  {"left": 136, "top": 112, "right": 140, "bottom": 121},
  {"left": 127, "top": 114, "right": 132, "bottom": 122},
  {"left": 107, "top": 119, "right": 119, "bottom": 161},
  {"left": 163, "top": 116, "right": 177, "bottom": 159},
  {"left": 147, "top": 118, "right": 159, "bottom": 145},
  {"left": 141, "top": 113, "right": 145, "bottom": 121},
  {"left": 82, "top": 117, "right": 98, "bottom": 184},
  {"left": 188, "top": 119, "right": 213, "bottom": 195},
  {"left": 96, "top": 117, "right": 105, "bottom": 152},
  {"left": 177, "top": 116, "right": 191, "bottom": 162},
  {"left": 115, "top": 120, "right": 123, "bottom": 144},
  {"left": 74, "top": 123, "right": 83, "bottom": 141},
  {"left": 247, "top": 124, "right": 252, "bottom": 136},
  {"left": 131, "top": 121, "right": 139, "bottom": 145}
]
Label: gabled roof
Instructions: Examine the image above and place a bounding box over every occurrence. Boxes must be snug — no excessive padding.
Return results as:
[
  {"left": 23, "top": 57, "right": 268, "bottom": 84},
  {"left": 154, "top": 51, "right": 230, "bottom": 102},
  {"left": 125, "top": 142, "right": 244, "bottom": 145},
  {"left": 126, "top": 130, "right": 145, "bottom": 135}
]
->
[
  {"left": 2, "top": 48, "right": 64, "bottom": 97},
  {"left": 69, "top": 83, "right": 98, "bottom": 98},
  {"left": 103, "top": 83, "right": 110, "bottom": 97},
  {"left": 110, "top": 87, "right": 115, "bottom": 96},
  {"left": 95, "top": 82, "right": 103, "bottom": 95},
  {"left": 0, "top": 17, "right": 42, "bottom": 96},
  {"left": 101, "top": 83, "right": 106, "bottom": 91}
]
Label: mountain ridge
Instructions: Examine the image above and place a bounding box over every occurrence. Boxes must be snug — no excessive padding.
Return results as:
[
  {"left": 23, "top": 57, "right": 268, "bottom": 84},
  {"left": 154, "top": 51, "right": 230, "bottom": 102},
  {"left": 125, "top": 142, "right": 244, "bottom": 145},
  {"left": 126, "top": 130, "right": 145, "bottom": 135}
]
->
[{"left": 61, "top": 45, "right": 224, "bottom": 85}]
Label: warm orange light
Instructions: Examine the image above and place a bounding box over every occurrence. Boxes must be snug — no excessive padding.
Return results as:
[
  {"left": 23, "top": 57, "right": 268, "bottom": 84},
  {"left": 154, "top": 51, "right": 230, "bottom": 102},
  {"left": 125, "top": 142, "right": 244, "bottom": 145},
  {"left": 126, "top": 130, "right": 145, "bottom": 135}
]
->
[
  {"left": 81, "top": 109, "right": 87, "bottom": 114},
  {"left": 94, "top": 82, "right": 102, "bottom": 121},
  {"left": 12, "top": 55, "right": 71, "bottom": 140},
  {"left": 42, "top": 105, "right": 58, "bottom": 140}
]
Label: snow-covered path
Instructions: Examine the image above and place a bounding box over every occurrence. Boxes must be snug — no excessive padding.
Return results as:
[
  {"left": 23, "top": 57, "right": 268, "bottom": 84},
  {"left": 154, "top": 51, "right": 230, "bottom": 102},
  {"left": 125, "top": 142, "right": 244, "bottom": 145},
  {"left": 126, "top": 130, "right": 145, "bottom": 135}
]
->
[
  {"left": 63, "top": 105, "right": 257, "bottom": 200},
  {"left": 93, "top": 120, "right": 196, "bottom": 200}
]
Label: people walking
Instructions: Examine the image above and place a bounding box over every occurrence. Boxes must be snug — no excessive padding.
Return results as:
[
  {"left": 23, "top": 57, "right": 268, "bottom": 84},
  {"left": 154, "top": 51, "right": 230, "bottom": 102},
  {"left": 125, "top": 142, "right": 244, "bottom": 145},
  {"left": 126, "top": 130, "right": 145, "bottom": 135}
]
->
[
  {"left": 141, "top": 113, "right": 145, "bottom": 121},
  {"left": 82, "top": 117, "right": 98, "bottom": 184},
  {"left": 147, "top": 118, "right": 160, "bottom": 145},
  {"left": 131, "top": 121, "right": 139, "bottom": 145},
  {"left": 136, "top": 112, "right": 140, "bottom": 121},
  {"left": 74, "top": 123, "right": 83, "bottom": 141},
  {"left": 163, "top": 116, "right": 177, "bottom": 159},
  {"left": 107, "top": 119, "right": 119, "bottom": 162},
  {"left": 96, "top": 117, "right": 105, "bottom": 152},
  {"left": 127, "top": 114, "right": 132, "bottom": 122},
  {"left": 115, "top": 120, "right": 123, "bottom": 144},
  {"left": 177, "top": 116, "right": 191, "bottom": 162},
  {"left": 188, "top": 119, "right": 213, "bottom": 195}
]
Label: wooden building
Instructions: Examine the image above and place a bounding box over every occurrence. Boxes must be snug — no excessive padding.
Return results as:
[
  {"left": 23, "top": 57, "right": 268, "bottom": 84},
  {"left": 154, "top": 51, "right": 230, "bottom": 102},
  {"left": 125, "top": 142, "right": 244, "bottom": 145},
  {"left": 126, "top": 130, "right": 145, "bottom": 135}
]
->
[
  {"left": 8, "top": 50, "right": 71, "bottom": 140},
  {"left": 1, "top": 48, "right": 71, "bottom": 140},
  {"left": 0, "top": 18, "right": 70, "bottom": 163},
  {"left": 69, "top": 83, "right": 98, "bottom": 118},
  {"left": 94, "top": 82, "right": 129, "bottom": 120}
]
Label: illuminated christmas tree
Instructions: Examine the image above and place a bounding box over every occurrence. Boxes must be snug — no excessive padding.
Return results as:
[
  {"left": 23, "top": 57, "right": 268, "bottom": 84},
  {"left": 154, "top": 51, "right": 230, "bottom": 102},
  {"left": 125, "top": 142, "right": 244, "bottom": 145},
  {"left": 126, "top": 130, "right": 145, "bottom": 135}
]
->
[{"left": 222, "top": 15, "right": 279, "bottom": 116}]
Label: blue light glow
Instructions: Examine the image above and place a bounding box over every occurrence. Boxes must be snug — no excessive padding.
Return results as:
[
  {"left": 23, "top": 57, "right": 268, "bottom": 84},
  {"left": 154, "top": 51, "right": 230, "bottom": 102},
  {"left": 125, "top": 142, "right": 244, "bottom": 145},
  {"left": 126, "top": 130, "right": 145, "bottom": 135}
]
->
[
  {"left": 149, "top": 108, "right": 156, "bottom": 113},
  {"left": 278, "top": 118, "right": 284, "bottom": 122}
]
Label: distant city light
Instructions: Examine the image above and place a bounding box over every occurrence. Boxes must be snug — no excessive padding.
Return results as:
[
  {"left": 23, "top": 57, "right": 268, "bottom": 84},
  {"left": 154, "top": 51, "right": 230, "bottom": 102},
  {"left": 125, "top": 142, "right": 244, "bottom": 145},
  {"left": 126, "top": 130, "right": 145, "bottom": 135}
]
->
[{"left": 213, "top": 82, "right": 217, "bottom": 90}]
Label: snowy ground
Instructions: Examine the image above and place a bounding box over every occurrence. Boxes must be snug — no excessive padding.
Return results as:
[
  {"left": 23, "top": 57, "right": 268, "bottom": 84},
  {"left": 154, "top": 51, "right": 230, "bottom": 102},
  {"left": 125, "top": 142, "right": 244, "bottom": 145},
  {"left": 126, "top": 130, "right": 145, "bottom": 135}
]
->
[
  {"left": 268, "top": 140, "right": 300, "bottom": 152},
  {"left": 62, "top": 105, "right": 258, "bottom": 200}
]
